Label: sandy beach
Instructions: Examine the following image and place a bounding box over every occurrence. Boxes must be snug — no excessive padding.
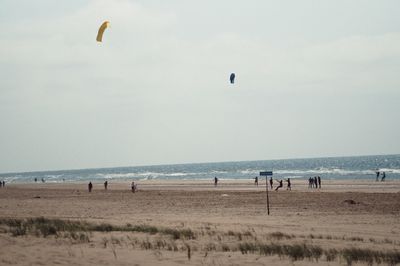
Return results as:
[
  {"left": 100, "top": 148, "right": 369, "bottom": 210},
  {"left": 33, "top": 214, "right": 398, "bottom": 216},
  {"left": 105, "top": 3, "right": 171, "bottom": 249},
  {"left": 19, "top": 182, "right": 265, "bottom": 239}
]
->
[{"left": 0, "top": 179, "right": 399, "bottom": 265}]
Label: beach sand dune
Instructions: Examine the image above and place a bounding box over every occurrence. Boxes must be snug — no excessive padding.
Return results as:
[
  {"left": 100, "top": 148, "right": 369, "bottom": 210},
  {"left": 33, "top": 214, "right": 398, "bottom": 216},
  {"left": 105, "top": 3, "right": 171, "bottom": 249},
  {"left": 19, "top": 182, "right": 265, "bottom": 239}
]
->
[{"left": 0, "top": 180, "right": 399, "bottom": 265}]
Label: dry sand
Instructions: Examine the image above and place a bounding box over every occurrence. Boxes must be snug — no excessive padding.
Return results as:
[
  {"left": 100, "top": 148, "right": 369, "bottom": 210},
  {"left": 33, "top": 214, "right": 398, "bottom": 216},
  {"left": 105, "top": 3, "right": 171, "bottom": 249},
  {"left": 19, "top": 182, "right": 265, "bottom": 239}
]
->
[{"left": 0, "top": 179, "right": 399, "bottom": 265}]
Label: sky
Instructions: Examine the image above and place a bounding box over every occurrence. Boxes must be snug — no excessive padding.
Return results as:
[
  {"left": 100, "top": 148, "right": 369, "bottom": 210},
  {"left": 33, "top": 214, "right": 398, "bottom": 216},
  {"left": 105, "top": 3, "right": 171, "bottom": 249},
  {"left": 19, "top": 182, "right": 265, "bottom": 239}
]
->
[{"left": 1, "top": 0, "right": 399, "bottom": 173}]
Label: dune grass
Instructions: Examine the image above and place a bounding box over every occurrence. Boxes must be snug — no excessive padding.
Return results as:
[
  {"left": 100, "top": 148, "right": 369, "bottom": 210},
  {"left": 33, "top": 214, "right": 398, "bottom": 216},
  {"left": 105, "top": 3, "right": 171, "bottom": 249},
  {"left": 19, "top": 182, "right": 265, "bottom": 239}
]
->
[
  {"left": 1, "top": 217, "right": 399, "bottom": 265},
  {"left": 238, "top": 242, "right": 323, "bottom": 261},
  {"left": 0, "top": 217, "right": 195, "bottom": 240},
  {"left": 237, "top": 241, "right": 400, "bottom": 265}
]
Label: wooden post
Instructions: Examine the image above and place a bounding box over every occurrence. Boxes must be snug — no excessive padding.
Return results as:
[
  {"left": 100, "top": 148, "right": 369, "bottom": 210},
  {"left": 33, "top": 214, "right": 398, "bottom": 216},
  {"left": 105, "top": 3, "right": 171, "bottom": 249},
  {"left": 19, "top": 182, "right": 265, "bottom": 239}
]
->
[
  {"left": 260, "top": 171, "right": 272, "bottom": 215},
  {"left": 266, "top": 176, "right": 270, "bottom": 215}
]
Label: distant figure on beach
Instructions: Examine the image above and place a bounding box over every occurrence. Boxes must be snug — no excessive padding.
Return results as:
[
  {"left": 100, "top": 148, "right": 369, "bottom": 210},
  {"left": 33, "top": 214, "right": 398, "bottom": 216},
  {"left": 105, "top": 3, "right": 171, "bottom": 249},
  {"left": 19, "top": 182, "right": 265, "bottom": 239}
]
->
[
  {"left": 381, "top": 172, "right": 386, "bottom": 182},
  {"left": 214, "top": 177, "right": 218, "bottom": 187},
  {"left": 0, "top": 181, "right": 2, "bottom": 188},
  {"left": 104, "top": 180, "right": 108, "bottom": 190},
  {"left": 286, "top": 178, "right": 291, "bottom": 190},
  {"left": 34, "top": 178, "right": 37, "bottom": 182},
  {"left": 254, "top": 176, "right": 258, "bottom": 186},
  {"left": 2, "top": 181, "right": 4, "bottom": 187},
  {"left": 131, "top": 181, "right": 136, "bottom": 193},
  {"left": 41, "top": 178, "right": 45, "bottom": 183},
  {"left": 269, "top": 177, "right": 273, "bottom": 189},
  {"left": 275, "top": 179, "right": 283, "bottom": 191},
  {"left": 376, "top": 171, "right": 380, "bottom": 182},
  {"left": 317, "top": 176, "right": 321, "bottom": 189},
  {"left": 308, "top": 177, "right": 312, "bottom": 188},
  {"left": 88, "top": 182, "right": 93, "bottom": 192},
  {"left": 314, "top": 176, "right": 318, "bottom": 189}
]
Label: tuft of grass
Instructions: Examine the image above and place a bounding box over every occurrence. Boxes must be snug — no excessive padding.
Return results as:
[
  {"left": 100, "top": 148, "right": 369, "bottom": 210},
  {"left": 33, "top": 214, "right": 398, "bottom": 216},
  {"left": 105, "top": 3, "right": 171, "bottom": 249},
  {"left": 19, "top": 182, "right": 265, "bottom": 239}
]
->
[
  {"left": 205, "top": 243, "right": 217, "bottom": 252},
  {"left": 342, "top": 248, "right": 374, "bottom": 266},
  {"left": 10, "top": 226, "right": 27, "bottom": 237},
  {"left": 78, "top": 232, "right": 90, "bottom": 243},
  {"left": 140, "top": 239, "right": 153, "bottom": 250},
  {"left": 269, "top": 232, "right": 293, "bottom": 240},
  {"left": 163, "top": 228, "right": 181, "bottom": 240},
  {"left": 342, "top": 247, "right": 400, "bottom": 266},
  {"left": 91, "top": 223, "right": 114, "bottom": 232},
  {"left": 226, "top": 230, "right": 253, "bottom": 241},
  {"left": 221, "top": 244, "right": 230, "bottom": 252},
  {"left": 348, "top": 236, "right": 364, "bottom": 242},
  {"left": 243, "top": 231, "right": 253, "bottom": 237},
  {"left": 383, "top": 238, "right": 393, "bottom": 244},
  {"left": 239, "top": 242, "right": 257, "bottom": 254},
  {"left": 165, "top": 228, "right": 195, "bottom": 240},
  {"left": 130, "top": 225, "right": 159, "bottom": 234},
  {"left": 324, "top": 248, "right": 338, "bottom": 261}
]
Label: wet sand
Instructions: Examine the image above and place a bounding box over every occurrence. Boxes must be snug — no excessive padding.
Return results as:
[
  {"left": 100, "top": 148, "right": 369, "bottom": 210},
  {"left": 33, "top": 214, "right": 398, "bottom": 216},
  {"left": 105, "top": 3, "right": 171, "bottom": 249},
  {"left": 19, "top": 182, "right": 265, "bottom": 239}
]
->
[{"left": 0, "top": 179, "right": 399, "bottom": 265}]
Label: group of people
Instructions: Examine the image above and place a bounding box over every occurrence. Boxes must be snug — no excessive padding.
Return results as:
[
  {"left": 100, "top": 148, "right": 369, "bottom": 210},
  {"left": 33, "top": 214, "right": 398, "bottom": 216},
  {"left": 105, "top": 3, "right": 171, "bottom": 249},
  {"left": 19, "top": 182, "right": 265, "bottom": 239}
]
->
[
  {"left": 87, "top": 180, "right": 137, "bottom": 193},
  {"left": 308, "top": 176, "right": 322, "bottom": 189},
  {"left": 272, "top": 178, "right": 291, "bottom": 191},
  {"left": 0, "top": 180, "right": 5, "bottom": 188},
  {"left": 34, "top": 178, "right": 46, "bottom": 183},
  {"left": 375, "top": 171, "right": 386, "bottom": 182},
  {"left": 253, "top": 176, "right": 291, "bottom": 191},
  {"left": 214, "top": 176, "right": 318, "bottom": 191}
]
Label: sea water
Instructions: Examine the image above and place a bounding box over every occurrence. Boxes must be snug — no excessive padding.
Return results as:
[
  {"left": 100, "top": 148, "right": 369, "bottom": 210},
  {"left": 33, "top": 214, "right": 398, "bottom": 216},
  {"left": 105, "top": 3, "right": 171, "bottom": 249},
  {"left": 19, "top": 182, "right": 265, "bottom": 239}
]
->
[{"left": 1, "top": 154, "right": 399, "bottom": 183}]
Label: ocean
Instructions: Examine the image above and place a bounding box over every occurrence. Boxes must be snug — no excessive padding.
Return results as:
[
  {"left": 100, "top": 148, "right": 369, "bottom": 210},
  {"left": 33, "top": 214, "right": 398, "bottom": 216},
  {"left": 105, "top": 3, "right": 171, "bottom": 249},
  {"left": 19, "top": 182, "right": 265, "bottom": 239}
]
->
[{"left": 1, "top": 154, "right": 399, "bottom": 183}]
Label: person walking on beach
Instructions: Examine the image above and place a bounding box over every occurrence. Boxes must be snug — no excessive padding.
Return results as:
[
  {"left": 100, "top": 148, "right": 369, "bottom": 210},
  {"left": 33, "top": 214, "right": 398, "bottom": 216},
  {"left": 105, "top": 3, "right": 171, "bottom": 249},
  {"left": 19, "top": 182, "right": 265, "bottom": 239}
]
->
[
  {"left": 308, "top": 177, "right": 313, "bottom": 188},
  {"left": 275, "top": 179, "right": 283, "bottom": 191},
  {"left": 381, "top": 172, "right": 386, "bottom": 182},
  {"left": 376, "top": 171, "right": 380, "bottom": 182},
  {"left": 286, "top": 178, "right": 291, "bottom": 191},
  {"left": 131, "top": 181, "right": 136, "bottom": 193},
  {"left": 104, "top": 180, "right": 108, "bottom": 190},
  {"left": 0, "top": 181, "right": 2, "bottom": 188},
  {"left": 34, "top": 178, "right": 37, "bottom": 182},
  {"left": 88, "top": 182, "right": 93, "bottom": 192},
  {"left": 269, "top": 177, "right": 273, "bottom": 190},
  {"left": 317, "top": 176, "right": 321, "bottom": 189},
  {"left": 214, "top": 177, "right": 218, "bottom": 187},
  {"left": 254, "top": 176, "right": 258, "bottom": 186},
  {"left": 314, "top": 176, "right": 318, "bottom": 189}
]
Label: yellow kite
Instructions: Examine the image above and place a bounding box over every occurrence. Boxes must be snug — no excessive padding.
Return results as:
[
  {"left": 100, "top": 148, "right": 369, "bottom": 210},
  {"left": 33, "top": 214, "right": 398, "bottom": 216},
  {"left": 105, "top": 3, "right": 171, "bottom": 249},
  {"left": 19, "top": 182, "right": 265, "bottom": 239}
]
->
[{"left": 96, "top": 21, "right": 110, "bottom": 42}]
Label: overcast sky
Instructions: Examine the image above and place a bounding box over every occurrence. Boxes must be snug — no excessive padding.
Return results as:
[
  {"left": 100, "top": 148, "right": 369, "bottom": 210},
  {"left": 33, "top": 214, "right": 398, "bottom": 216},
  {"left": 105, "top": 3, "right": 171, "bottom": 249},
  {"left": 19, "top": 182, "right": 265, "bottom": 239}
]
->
[{"left": 1, "top": 0, "right": 399, "bottom": 173}]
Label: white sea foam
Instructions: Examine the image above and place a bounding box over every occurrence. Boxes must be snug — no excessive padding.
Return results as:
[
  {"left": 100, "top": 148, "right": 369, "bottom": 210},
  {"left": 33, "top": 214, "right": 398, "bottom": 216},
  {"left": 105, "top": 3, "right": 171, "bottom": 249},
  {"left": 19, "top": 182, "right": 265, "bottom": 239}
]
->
[
  {"left": 275, "top": 168, "right": 375, "bottom": 176},
  {"left": 377, "top": 168, "right": 400, "bottom": 174},
  {"left": 239, "top": 169, "right": 259, "bottom": 175},
  {"left": 1, "top": 155, "right": 399, "bottom": 183}
]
